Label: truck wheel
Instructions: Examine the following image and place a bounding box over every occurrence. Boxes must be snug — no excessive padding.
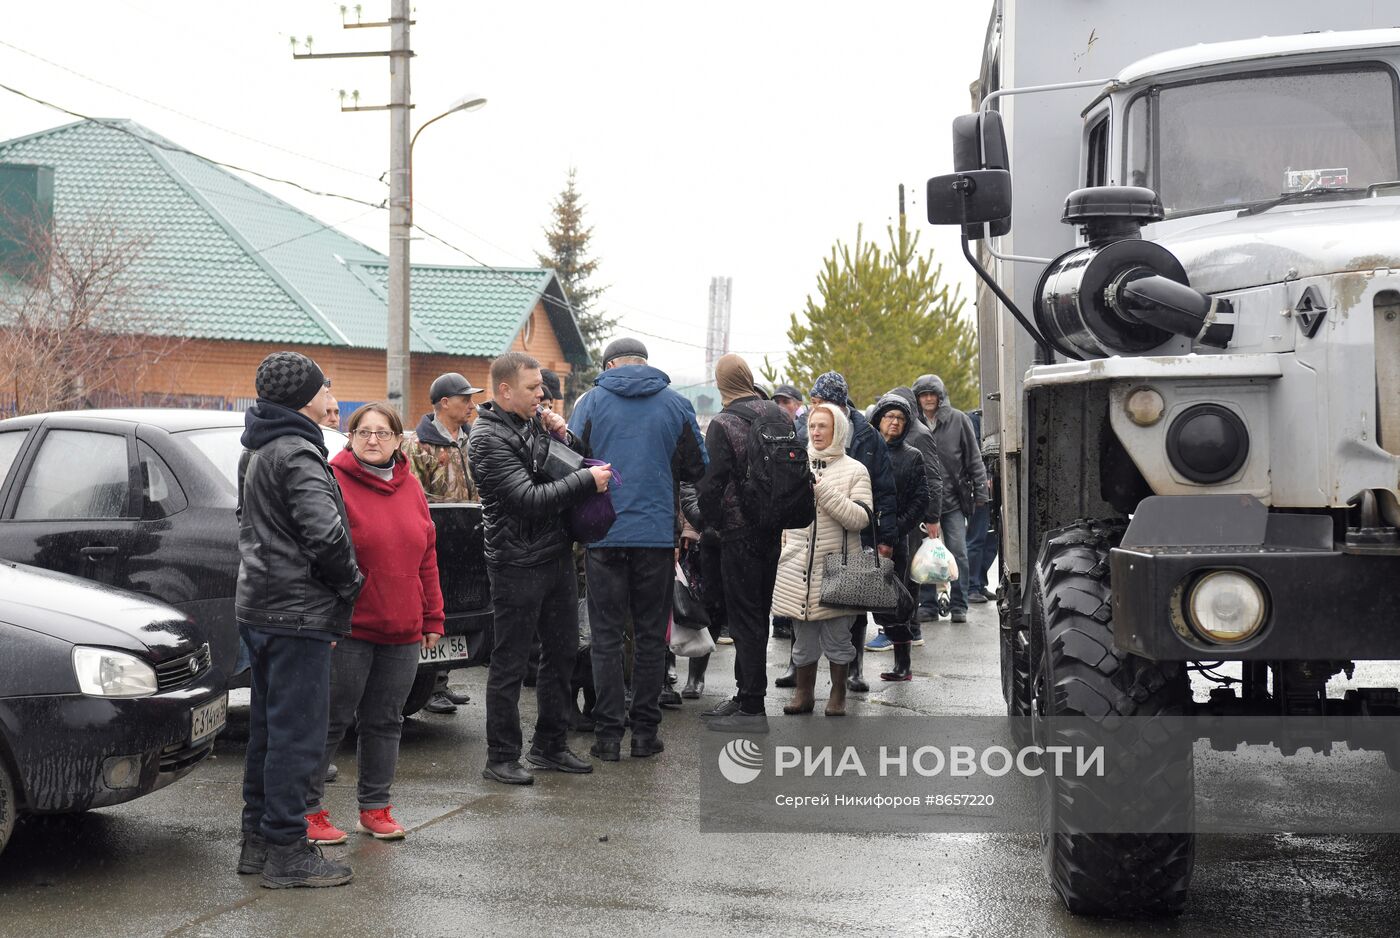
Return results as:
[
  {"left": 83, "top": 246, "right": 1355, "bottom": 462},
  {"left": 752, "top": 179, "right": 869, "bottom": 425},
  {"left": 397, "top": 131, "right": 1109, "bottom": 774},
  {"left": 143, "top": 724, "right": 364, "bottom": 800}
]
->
[
  {"left": 1000, "top": 624, "right": 1032, "bottom": 717},
  {"left": 0, "top": 758, "right": 15, "bottom": 857},
  {"left": 402, "top": 671, "right": 437, "bottom": 718},
  {"left": 1031, "top": 520, "right": 1195, "bottom": 917}
]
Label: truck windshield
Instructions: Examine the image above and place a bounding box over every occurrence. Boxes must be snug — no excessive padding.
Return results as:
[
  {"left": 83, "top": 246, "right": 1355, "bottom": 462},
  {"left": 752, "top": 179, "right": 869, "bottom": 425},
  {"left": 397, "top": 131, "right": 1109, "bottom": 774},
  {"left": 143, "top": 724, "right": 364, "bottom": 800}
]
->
[{"left": 1125, "top": 66, "right": 1400, "bottom": 217}]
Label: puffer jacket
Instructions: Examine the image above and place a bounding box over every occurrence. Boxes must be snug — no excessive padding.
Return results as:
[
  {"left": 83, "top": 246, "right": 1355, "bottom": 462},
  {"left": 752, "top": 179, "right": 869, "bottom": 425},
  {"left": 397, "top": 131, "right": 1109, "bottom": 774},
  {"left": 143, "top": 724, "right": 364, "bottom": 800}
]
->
[
  {"left": 468, "top": 401, "right": 596, "bottom": 569},
  {"left": 870, "top": 393, "right": 931, "bottom": 539},
  {"left": 912, "top": 374, "right": 989, "bottom": 516},
  {"left": 890, "top": 386, "right": 945, "bottom": 521},
  {"left": 771, "top": 407, "right": 874, "bottom": 622},
  {"left": 235, "top": 400, "right": 363, "bottom": 636}
]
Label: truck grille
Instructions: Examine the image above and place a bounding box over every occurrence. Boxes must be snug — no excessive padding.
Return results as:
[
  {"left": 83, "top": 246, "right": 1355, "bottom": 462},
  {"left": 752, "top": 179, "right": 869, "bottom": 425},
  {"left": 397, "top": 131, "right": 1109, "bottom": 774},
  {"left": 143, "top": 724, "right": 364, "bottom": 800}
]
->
[{"left": 155, "top": 643, "right": 211, "bottom": 692}]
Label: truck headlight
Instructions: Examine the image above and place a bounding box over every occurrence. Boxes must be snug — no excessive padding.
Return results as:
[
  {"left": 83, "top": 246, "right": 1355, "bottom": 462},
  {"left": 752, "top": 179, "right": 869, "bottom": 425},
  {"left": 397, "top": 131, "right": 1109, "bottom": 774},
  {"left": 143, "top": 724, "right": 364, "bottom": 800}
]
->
[
  {"left": 72, "top": 647, "right": 158, "bottom": 698},
  {"left": 1186, "top": 571, "right": 1267, "bottom": 643}
]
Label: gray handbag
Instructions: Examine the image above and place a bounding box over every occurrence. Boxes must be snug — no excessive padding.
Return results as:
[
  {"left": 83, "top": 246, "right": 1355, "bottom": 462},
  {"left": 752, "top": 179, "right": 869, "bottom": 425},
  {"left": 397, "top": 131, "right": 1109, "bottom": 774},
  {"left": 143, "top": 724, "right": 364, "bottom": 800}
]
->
[{"left": 819, "top": 504, "right": 900, "bottom": 613}]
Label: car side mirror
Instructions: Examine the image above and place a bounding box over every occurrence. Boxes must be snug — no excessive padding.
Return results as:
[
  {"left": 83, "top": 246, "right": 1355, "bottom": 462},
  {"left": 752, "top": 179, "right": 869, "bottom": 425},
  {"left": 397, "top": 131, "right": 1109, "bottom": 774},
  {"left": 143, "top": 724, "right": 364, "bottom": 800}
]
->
[
  {"left": 926, "top": 169, "right": 1012, "bottom": 227},
  {"left": 950, "top": 111, "right": 1010, "bottom": 238}
]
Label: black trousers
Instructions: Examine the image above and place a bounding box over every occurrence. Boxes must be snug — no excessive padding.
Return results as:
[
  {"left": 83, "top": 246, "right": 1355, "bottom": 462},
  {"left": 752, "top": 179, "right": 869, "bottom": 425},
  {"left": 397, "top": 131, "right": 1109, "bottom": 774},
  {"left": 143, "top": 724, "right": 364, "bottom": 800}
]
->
[
  {"left": 586, "top": 547, "right": 674, "bottom": 742},
  {"left": 720, "top": 531, "right": 782, "bottom": 714},
  {"left": 876, "top": 538, "right": 917, "bottom": 643},
  {"left": 485, "top": 553, "right": 578, "bottom": 763}
]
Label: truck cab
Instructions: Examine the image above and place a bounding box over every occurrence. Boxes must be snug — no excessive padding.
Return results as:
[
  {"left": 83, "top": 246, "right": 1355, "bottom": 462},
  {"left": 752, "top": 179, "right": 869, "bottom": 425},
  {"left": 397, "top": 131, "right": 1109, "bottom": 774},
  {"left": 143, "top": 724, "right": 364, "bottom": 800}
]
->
[{"left": 928, "top": 12, "right": 1400, "bottom": 919}]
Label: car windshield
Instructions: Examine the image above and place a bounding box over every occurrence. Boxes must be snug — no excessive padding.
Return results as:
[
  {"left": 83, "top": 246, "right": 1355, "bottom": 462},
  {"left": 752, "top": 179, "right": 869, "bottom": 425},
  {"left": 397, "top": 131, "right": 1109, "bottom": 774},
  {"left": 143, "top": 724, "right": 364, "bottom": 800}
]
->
[
  {"left": 1125, "top": 66, "right": 1400, "bottom": 217},
  {"left": 177, "top": 426, "right": 349, "bottom": 490}
]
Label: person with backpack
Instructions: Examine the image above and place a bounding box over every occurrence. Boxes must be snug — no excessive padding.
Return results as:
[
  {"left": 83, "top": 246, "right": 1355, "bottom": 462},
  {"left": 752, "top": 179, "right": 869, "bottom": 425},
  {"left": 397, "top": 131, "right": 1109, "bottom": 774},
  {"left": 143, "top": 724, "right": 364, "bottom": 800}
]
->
[
  {"left": 771, "top": 402, "right": 873, "bottom": 716},
  {"left": 697, "top": 354, "right": 813, "bottom": 734},
  {"left": 567, "top": 337, "right": 708, "bottom": 760}
]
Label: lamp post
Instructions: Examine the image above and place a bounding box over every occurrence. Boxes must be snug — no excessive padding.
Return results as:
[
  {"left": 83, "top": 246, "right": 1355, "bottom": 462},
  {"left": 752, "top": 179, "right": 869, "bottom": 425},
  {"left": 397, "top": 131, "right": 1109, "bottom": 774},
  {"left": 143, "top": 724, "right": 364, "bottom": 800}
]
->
[{"left": 386, "top": 91, "right": 487, "bottom": 417}]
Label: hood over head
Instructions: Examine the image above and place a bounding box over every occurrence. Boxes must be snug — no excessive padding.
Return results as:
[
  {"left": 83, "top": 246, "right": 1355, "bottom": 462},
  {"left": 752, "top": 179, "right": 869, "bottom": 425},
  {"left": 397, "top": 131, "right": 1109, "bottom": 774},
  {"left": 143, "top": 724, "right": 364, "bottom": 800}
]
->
[
  {"left": 912, "top": 374, "right": 947, "bottom": 404},
  {"left": 871, "top": 392, "right": 913, "bottom": 445},
  {"left": 715, "top": 353, "right": 759, "bottom": 407}
]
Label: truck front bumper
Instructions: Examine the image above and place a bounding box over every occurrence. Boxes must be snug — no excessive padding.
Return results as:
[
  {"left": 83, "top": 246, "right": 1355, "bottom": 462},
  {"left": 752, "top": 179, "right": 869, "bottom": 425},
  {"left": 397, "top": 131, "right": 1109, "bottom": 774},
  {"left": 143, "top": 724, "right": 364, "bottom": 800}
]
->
[{"left": 1110, "top": 495, "right": 1400, "bottom": 661}]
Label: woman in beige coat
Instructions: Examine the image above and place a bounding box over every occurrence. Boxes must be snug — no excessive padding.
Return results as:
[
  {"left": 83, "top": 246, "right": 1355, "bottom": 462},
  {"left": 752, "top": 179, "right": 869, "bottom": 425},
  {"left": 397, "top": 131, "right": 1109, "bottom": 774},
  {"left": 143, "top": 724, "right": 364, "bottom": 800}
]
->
[{"left": 771, "top": 402, "right": 873, "bottom": 716}]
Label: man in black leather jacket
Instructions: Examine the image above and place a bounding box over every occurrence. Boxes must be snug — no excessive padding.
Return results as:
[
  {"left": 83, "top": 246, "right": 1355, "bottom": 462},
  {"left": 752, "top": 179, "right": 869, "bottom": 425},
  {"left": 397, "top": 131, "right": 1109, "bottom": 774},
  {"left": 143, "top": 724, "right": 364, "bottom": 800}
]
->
[
  {"left": 235, "top": 351, "right": 363, "bottom": 889},
  {"left": 469, "top": 351, "right": 612, "bottom": 784}
]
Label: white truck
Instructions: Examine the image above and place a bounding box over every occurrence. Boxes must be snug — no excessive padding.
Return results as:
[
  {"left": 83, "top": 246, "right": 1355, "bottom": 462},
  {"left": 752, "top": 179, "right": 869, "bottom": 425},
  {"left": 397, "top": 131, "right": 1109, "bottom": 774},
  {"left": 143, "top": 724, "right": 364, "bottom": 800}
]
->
[{"left": 926, "top": 0, "right": 1400, "bottom": 917}]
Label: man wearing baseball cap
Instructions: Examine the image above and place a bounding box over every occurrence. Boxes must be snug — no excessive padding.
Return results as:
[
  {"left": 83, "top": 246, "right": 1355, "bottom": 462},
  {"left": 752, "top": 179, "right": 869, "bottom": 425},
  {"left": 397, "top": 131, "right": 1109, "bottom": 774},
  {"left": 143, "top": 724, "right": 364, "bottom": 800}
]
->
[
  {"left": 235, "top": 351, "right": 363, "bottom": 888},
  {"left": 402, "top": 372, "right": 483, "bottom": 714}
]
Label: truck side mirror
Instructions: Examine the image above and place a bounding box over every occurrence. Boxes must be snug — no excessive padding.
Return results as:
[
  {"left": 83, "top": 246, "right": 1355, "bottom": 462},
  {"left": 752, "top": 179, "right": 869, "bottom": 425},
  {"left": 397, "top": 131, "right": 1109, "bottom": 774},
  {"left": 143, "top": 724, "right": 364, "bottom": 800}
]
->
[
  {"left": 952, "top": 111, "right": 1008, "bottom": 172},
  {"left": 926, "top": 169, "right": 1012, "bottom": 227},
  {"left": 951, "top": 111, "right": 1011, "bottom": 238}
]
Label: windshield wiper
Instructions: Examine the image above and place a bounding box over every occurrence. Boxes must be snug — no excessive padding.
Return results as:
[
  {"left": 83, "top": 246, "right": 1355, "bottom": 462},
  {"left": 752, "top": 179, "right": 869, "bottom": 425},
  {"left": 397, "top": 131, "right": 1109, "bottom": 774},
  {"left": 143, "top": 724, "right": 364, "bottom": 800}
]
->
[{"left": 1239, "top": 187, "right": 1368, "bottom": 217}]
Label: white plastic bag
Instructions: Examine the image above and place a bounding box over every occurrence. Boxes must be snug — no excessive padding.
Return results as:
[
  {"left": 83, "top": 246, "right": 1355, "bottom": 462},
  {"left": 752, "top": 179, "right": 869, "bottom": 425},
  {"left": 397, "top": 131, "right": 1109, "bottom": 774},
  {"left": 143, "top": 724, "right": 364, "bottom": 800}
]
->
[{"left": 911, "top": 536, "right": 958, "bottom": 585}]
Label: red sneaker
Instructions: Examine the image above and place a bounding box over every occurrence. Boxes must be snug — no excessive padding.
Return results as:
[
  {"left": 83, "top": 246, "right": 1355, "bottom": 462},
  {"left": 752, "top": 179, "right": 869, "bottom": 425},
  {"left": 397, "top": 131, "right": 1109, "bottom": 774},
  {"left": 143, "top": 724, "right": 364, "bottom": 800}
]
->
[
  {"left": 357, "top": 806, "right": 406, "bottom": 840},
  {"left": 304, "top": 809, "right": 347, "bottom": 845}
]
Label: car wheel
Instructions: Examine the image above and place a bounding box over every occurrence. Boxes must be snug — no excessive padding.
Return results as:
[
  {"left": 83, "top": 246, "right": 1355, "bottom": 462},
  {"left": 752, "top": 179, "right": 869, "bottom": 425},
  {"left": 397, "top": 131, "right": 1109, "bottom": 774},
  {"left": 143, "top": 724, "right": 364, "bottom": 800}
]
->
[{"left": 0, "top": 758, "right": 16, "bottom": 856}]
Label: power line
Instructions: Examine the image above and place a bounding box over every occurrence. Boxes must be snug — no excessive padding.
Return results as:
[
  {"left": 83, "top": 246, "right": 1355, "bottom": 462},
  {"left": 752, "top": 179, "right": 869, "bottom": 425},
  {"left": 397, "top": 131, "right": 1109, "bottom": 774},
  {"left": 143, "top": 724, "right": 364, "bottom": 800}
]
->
[
  {"left": 0, "top": 38, "right": 384, "bottom": 185},
  {"left": 0, "top": 80, "right": 785, "bottom": 359},
  {"left": 0, "top": 81, "right": 386, "bottom": 211},
  {"left": 412, "top": 222, "right": 787, "bottom": 357}
]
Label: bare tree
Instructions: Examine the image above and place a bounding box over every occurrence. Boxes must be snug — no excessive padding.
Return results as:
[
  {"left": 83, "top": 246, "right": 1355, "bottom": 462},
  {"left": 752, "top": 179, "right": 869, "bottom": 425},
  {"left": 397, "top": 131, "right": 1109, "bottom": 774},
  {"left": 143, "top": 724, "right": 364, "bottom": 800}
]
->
[{"left": 0, "top": 206, "right": 185, "bottom": 415}]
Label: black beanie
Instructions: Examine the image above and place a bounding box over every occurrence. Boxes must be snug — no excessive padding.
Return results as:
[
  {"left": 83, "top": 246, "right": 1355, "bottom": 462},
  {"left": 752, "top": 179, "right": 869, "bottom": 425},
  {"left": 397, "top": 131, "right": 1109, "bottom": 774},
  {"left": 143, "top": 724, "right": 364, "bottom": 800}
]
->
[{"left": 256, "top": 351, "right": 326, "bottom": 410}]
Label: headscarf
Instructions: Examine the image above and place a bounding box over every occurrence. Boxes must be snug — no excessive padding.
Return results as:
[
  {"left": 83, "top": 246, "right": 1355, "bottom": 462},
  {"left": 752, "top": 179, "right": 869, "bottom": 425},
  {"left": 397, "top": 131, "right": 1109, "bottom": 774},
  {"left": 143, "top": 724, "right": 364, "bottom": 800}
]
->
[
  {"left": 806, "top": 402, "right": 850, "bottom": 462},
  {"left": 715, "top": 353, "right": 758, "bottom": 407}
]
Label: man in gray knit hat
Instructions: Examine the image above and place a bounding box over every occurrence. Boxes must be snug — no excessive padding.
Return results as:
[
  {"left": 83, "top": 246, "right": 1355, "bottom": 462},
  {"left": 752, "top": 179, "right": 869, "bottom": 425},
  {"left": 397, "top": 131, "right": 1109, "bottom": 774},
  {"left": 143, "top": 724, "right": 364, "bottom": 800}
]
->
[{"left": 235, "top": 351, "right": 363, "bottom": 889}]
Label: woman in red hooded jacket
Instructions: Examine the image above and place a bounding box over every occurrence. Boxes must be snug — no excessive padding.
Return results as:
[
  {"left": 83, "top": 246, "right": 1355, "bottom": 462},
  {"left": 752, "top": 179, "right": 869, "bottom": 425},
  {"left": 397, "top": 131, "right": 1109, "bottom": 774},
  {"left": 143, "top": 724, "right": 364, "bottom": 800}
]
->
[{"left": 304, "top": 402, "right": 445, "bottom": 844}]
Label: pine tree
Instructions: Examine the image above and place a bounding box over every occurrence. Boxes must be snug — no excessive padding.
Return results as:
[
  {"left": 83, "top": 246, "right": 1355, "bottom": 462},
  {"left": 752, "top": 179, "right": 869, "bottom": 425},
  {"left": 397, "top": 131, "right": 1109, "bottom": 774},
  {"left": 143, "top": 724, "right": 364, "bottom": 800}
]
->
[
  {"left": 536, "top": 168, "right": 615, "bottom": 398},
  {"left": 784, "top": 217, "right": 977, "bottom": 410}
]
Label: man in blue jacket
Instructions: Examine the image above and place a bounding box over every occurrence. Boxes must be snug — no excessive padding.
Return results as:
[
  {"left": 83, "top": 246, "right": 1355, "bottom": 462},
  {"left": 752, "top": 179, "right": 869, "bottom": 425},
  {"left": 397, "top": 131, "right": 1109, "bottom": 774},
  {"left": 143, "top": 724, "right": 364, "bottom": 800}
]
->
[{"left": 568, "top": 338, "right": 708, "bottom": 760}]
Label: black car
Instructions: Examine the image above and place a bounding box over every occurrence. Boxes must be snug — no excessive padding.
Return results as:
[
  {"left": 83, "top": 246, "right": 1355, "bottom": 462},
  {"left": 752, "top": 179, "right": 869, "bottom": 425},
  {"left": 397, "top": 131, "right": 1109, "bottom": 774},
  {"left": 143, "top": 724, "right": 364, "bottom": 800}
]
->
[
  {"left": 0, "top": 559, "right": 227, "bottom": 855},
  {"left": 0, "top": 409, "right": 492, "bottom": 713}
]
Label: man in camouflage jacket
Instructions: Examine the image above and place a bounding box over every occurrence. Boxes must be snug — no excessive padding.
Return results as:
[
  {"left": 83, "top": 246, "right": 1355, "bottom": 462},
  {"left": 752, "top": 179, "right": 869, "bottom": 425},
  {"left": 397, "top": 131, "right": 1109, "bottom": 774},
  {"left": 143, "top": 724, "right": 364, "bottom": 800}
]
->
[{"left": 402, "top": 372, "right": 482, "bottom": 504}]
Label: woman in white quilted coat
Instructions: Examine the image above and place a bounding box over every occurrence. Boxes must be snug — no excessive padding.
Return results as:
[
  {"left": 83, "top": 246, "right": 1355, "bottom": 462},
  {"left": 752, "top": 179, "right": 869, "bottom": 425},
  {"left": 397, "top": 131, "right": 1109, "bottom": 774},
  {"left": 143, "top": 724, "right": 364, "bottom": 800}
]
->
[{"left": 771, "top": 402, "right": 873, "bottom": 716}]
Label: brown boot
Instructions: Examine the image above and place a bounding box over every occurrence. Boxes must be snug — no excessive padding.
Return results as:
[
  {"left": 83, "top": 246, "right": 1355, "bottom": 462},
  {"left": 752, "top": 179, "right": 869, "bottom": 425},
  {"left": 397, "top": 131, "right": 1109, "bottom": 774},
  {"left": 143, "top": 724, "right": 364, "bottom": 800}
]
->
[
  {"left": 826, "top": 662, "right": 849, "bottom": 716},
  {"left": 782, "top": 663, "right": 819, "bottom": 714}
]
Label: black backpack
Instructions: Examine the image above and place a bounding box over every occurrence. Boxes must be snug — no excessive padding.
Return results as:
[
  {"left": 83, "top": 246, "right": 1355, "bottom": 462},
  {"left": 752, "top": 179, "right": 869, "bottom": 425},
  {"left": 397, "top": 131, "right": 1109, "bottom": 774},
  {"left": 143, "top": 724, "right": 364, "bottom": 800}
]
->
[{"left": 732, "top": 402, "right": 815, "bottom": 531}]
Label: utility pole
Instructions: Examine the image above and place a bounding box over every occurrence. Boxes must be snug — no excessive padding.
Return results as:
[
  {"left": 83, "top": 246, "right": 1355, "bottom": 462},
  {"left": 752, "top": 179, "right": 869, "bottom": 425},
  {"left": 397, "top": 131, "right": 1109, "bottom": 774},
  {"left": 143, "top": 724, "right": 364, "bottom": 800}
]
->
[
  {"left": 294, "top": 3, "right": 415, "bottom": 416},
  {"left": 386, "top": 0, "right": 412, "bottom": 417}
]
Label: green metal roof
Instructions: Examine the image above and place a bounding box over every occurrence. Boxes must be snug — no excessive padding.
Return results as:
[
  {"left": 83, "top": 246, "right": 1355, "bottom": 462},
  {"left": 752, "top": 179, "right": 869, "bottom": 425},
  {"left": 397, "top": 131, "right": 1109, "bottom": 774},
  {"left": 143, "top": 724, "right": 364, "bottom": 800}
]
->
[{"left": 0, "top": 119, "right": 585, "bottom": 359}]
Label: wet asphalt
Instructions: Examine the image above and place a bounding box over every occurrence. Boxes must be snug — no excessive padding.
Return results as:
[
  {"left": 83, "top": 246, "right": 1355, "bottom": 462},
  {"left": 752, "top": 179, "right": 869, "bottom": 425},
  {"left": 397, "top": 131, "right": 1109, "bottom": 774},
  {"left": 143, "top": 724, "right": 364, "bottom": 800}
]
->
[{"left": 3, "top": 597, "right": 1400, "bottom": 937}]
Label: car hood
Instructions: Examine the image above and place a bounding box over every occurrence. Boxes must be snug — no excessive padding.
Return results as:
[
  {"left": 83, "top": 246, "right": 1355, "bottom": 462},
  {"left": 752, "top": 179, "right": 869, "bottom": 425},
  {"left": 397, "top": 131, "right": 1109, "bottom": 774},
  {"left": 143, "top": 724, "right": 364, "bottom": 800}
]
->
[
  {"left": 1157, "top": 196, "right": 1400, "bottom": 299},
  {"left": 0, "top": 561, "right": 198, "bottom": 661}
]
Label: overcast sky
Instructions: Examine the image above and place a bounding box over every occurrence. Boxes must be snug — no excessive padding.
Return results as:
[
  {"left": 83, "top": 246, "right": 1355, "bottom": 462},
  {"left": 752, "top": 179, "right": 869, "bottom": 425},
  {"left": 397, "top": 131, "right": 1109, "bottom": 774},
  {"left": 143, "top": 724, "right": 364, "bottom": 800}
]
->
[{"left": 0, "top": 1, "right": 989, "bottom": 384}]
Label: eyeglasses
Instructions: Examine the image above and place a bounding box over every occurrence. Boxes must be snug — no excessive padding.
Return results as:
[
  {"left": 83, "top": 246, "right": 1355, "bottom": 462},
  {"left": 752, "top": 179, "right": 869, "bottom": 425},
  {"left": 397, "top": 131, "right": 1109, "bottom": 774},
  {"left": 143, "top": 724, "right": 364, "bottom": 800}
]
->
[{"left": 352, "top": 429, "right": 398, "bottom": 441}]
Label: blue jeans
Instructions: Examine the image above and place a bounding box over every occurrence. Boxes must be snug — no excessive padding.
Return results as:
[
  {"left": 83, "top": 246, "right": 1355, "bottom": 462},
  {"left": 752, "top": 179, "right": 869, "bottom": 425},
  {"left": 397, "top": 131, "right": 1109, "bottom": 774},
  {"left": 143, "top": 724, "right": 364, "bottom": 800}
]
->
[
  {"left": 919, "top": 508, "right": 970, "bottom": 614},
  {"left": 307, "top": 637, "right": 420, "bottom": 813},
  {"left": 240, "top": 626, "right": 333, "bottom": 846},
  {"left": 965, "top": 502, "right": 992, "bottom": 594}
]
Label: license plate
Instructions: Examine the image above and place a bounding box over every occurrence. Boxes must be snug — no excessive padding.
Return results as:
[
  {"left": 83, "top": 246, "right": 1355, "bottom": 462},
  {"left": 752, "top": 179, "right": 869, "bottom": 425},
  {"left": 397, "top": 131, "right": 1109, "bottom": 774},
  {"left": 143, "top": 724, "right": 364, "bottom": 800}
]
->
[
  {"left": 191, "top": 693, "right": 228, "bottom": 745},
  {"left": 420, "top": 634, "right": 470, "bottom": 664}
]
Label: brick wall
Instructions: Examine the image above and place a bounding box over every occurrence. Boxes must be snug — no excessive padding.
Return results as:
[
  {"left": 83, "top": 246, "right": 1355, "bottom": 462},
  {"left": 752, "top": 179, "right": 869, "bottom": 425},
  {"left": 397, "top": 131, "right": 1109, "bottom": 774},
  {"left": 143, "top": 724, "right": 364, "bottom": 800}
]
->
[{"left": 128, "top": 299, "right": 572, "bottom": 411}]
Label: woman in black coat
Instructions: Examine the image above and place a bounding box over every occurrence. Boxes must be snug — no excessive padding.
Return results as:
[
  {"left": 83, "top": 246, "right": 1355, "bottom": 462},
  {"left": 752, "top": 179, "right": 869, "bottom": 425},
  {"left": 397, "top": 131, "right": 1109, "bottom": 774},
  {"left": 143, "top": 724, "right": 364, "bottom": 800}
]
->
[{"left": 869, "top": 393, "right": 931, "bottom": 681}]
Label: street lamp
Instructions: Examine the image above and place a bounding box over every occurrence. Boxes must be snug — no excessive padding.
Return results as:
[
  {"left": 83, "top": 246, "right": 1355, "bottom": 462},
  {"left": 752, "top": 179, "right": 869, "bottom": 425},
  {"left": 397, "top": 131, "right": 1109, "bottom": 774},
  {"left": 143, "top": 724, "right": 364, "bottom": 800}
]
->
[{"left": 387, "top": 93, "right": 487, "bottom": 417}]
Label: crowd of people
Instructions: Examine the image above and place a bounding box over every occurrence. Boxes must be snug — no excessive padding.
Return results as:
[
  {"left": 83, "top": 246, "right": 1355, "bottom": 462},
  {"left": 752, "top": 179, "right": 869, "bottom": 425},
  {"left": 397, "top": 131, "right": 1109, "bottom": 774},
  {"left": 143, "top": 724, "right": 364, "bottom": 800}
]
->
[{"left": 231, "top": 342, "right": 990, "bottom": 888}]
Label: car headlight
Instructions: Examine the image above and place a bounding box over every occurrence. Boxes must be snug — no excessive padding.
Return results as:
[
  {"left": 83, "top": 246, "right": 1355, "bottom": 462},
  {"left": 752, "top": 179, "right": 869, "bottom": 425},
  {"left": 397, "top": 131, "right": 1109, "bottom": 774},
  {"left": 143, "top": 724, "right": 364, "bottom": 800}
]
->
[
  {"left": 72, "top": 647, "right": 158, "bottom": 698},
  {"left": 1186, "top": 570, "right": 1267, "bottom": 643}
]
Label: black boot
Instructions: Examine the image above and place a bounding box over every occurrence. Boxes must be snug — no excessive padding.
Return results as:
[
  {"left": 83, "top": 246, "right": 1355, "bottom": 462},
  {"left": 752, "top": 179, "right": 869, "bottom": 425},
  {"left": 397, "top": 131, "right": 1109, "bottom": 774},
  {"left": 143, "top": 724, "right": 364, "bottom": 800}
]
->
[
  {"left": 682, "top": 654, "right": 708, "bottom": 699},
  {"left": 880, "top": 642, "right": 913, "bottom": 682},
  {"left": 774, "top": 636, "right": 797, "bottom": 689},
  {"left": 261, "top": 840, "right": 353, "bottom": 889},
  {"left": 665, "top": 651, "right": 678, "bottom": 686},
  {"left": 847, "top": 622, "right": 870, "bottom": 693},
  {"left": 237, "top": 831, "right": 267, "bottom": 875}
]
